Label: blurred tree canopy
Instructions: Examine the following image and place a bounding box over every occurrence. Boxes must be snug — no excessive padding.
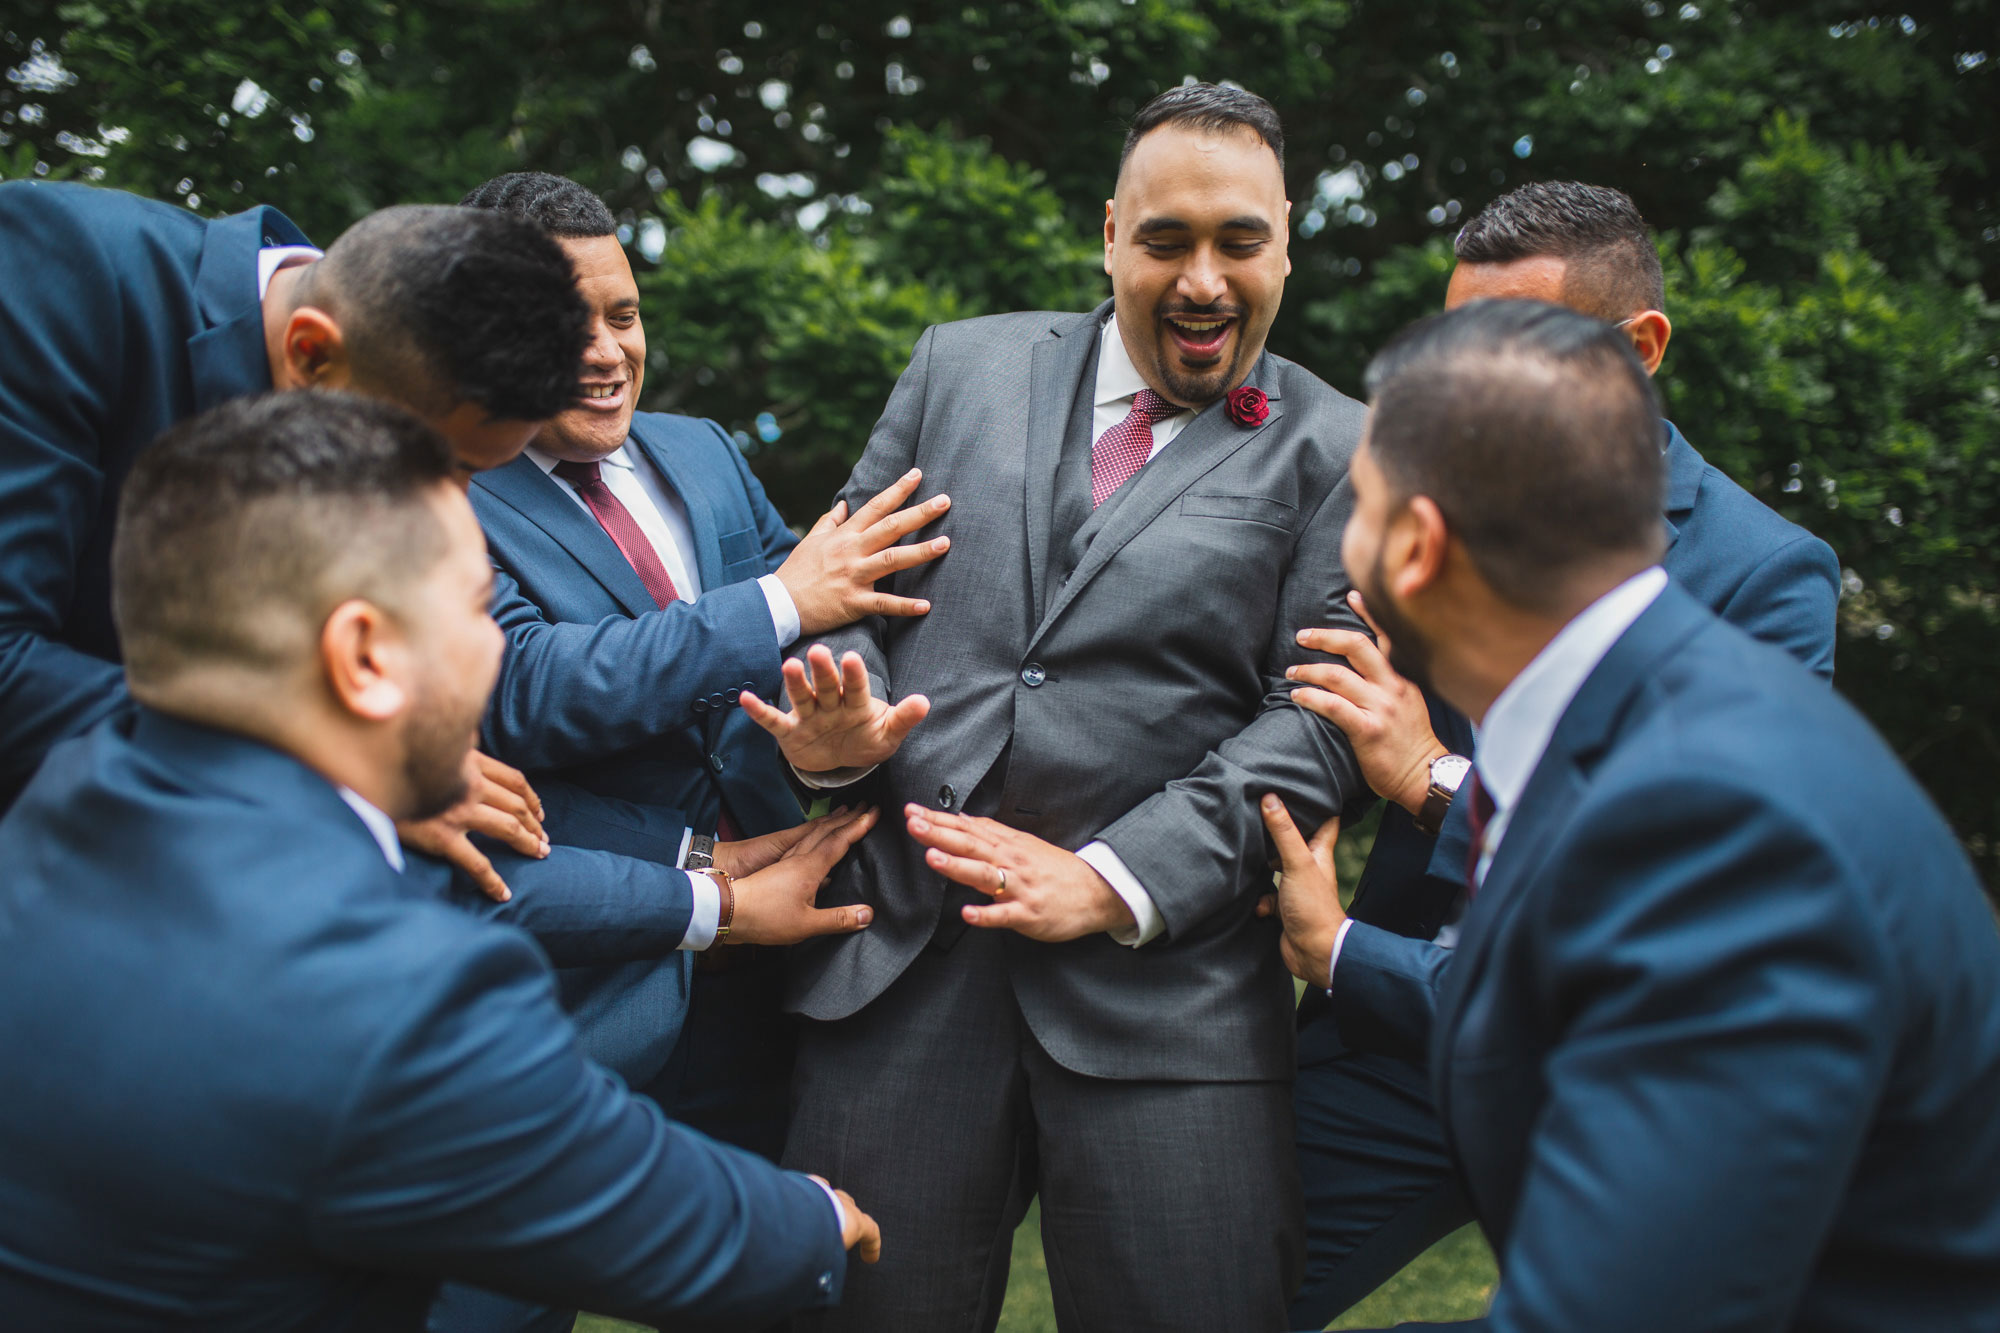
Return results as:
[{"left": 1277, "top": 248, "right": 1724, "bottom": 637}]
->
[{"left": 3, "top": 0, "right": 1994, "bottom": 875}]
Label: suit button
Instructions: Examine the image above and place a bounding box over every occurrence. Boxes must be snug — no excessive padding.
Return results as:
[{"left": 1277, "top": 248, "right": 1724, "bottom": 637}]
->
[
  {"left": 708, "top": 691, "right": 729, "bottom": 708},
  {"left": 692, "top": 698, "right": 710, "bottom": 715},
  {"left": 938, "top": 783, "right": 956, "bottom": 809},
  {"left": 709, "top": 754, "right": 726, "bottom": 773},
  {"left": 1020, "top": 663, "right": 1047, "bottom": 688},
  {"left": 817, "top": 1272, "right": 833, "bottom": 1293}
]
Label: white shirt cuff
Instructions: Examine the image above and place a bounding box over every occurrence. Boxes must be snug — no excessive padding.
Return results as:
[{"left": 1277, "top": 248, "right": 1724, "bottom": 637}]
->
[
  {"left": 758, "top": 573, "right": 801, "bottom": 648},
  {"left": 793, "top": 762, "right": 876, "bottom": 789},
  {"left": 681, "top": 871, "right": 720, "bottom": 951},
  {"left": 1076, "top": 841, "right": 1165, "bottom": 947},
  {"left": 806, "top": 1175, "right": 847, "bottom": 1239},
  {"left": 674, "top": 826, "right": 694, "bottom": 869},
  {"left": 1323, "top": 918, "right": 1355, "bottom": 992}
]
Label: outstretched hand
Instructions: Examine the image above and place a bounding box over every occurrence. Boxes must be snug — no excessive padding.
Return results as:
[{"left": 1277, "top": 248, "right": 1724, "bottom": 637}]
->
[
  {"left": 903, "top": 805, "right": 1135, "bottom": 943},
  {"left": 775, "top": 467, "right": 952, "bottom": 636},
  {"left": 741, "top": 645, "right": 929, "bottom": 775},
  {"left": 727, "top": 806, "right": 880, "bottom": 945},
  {"left": 1254, "top": 794, "right": 1347, "bottom": 988},
  {"left": 396, "top": 750, "right": 550, "bottom": 903},
  {"left": 1288, "top": 590, "right": 1451, "bottom": 816}
]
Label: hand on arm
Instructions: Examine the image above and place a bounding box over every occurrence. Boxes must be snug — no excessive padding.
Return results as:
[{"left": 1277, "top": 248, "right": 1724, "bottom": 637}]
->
[
  {"left": 723, "top": 806, "right": 880, "bottom": 945},
  {"left": 1288, "top": 591, "right": 1452, "bottom": 817},
  {"left": 903, "top": 806, "right": 1137, "bottom": 942},
  {"left": 774, "top": 468, "right": 953, "bottom": 637},
  {"left": 809, "top": 1177, "right": 883, "bottom": 1265},
  {"left": 396, "top": 751, "right": 550, "bottom": 902},
  {"left": 1255, "top": 795, "right": 1347, "bottom": 988},
  {"left": 741, "top": 645, "right": 929, "bottom": 775}
]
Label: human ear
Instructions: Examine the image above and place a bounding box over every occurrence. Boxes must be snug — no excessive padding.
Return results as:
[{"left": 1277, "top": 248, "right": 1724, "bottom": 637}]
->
[
  {"left": 321, "top": 599, "right": 408, "bottom": 723},
  {"left": 1390, "top": 496, "right": 1451, "bottom": 602},
  {"left": 1624, "top": 310, "right": 1672, "bottom": 376},
  {"left": 278, "top": 307, "right": 351, "bottom": 390},
  {"left": 1103, "top": 198, "right": 1117, "bottom": 275}
]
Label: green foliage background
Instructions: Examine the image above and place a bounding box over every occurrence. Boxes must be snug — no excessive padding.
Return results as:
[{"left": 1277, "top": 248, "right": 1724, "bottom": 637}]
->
[{"left": 4, "top": 1, "right": 1994, "bottom": 877}]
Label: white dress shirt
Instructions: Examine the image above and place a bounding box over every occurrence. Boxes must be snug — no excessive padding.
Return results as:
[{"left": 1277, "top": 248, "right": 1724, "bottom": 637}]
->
[
  {"left": 1324, "top": 566, "right": 1669, "bottom": 987},
  {"left": 337, "top": 786, "right": 405, "bottom": 871},
  {"left": 256, "top": 244, "right": 323, "bottom": 298},
  {"left": 528, "top": 441, "right": 806, "bottom": 952},
  {"left": 795, "top": 315, "right": 1193, "bottom": 946}
]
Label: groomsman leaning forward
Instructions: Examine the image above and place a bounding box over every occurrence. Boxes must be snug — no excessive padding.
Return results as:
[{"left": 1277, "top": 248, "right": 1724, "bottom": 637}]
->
[
  {"left": 745, "top": 84, "right": 1371, "bottom": 1332},
  {"left": 1264, "top": 300, "right": 2000, "bottom": 1332},
  {"left": 0, "top": 393, "right": 879, "bottom": 1330}
]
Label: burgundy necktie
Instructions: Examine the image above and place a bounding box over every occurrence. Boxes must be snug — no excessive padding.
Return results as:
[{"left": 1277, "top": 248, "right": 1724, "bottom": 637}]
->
[
  {"left": 1090, "top": 388, "right": 1182, "bottom": 508},
  {"left": 551, "top": 459, "right": 681, "bottom": 609},
  {"left": 1463, "top": 770, "right": 1497, "bottom": 895}
]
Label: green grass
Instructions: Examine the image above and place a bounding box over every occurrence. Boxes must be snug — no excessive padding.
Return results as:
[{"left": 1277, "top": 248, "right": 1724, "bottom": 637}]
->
[{"left": 577, "top": 1199, "right": 1496, "bottom": 1331}]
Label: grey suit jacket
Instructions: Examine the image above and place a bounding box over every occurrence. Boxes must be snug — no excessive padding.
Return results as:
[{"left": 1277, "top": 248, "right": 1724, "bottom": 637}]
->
[{"left": 788, "top": 301, "right": 1369, "bottom": 1081}]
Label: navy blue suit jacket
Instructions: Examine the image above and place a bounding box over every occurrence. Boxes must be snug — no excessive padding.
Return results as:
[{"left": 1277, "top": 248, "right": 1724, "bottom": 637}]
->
[
  {"left": 0, "top": 182, "right": 701, "bottom": 988},
  {"left": 471, "top": 410, "right": 804, "bottom": 837},
  {"left": 1315, "top": 424, "right": 1843, "bottom": 1062},
  {"left": 1347, "top": 585, "right": 2000, "bottom": 1331},
  {"left": 0, "top": 710, "right": 845, "bottom": 1331}
]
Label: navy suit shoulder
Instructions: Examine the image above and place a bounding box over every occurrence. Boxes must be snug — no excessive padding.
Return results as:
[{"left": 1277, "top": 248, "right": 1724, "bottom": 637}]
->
[
  {"left": 1403, "top": 588, "right": 2000, "bottom": 1332},
  {"left": 0, "top": 183, "right": 306, "bottom": 801},
  {"left": 0, "top": 712, "right": 845, "bottom": 1331}
]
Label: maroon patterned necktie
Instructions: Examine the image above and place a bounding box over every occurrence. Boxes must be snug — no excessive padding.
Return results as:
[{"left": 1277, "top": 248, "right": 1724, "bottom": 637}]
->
[
  {"left": 1463, "top": 770, "right": 1497, "bottom": 896},
  {"left": 1090, "top": 388, "right": 1182, "bottom": 508},
  {"left": 551, "top": 459, "right": 682, "bottom": 609}
]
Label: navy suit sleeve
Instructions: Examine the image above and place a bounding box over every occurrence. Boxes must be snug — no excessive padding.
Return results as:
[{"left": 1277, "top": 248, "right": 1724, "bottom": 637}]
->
[
  {"left": 0, "top": 188, "right": 136, "bottom": 787},
  {"left": 1457, "top": 776, "right": 1893, "bottom": 1333},
  {"left": 482, "top": 564, "right": 783, "bottom": 770},
  {"left": 310, "top": 926, "right": 845, "bottom": 1327},
  {"left": 713, "top": 417, "right": 802, "bottom": 573},
  {"left": 1717, "top": 531, "right": 1840, "bottom": 683},
  {"left": 423, "top": 845, "right": 695, "bottom": 968},
  {"left": 1328, "top": 922, "right": 1454, "bottom": 1061}
]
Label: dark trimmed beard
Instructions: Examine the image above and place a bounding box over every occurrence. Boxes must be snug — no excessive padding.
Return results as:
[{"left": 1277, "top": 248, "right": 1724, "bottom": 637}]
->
[
  {"left": 1361, "top": 547, "right": 1438, "bottom": 696},
  {"left": 399, "top": 680, "right": 479, "bottom": 821},
  {"left": 1150, "top": 300, "right": 1256, "bottom": 406}
]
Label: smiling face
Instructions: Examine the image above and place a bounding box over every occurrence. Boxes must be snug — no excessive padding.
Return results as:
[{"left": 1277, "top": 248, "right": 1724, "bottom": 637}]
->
[
  {"left": 1105, "top": 123, "right": 1291, "bottom": 408},
  {"left": 535, "top": 233, "right": 645, "bottom": 463}
]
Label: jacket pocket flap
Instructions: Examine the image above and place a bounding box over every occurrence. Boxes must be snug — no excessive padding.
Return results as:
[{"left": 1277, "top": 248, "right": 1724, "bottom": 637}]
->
[{"left": 1179, "top": 493, "right": 1298, "bottom": 530}]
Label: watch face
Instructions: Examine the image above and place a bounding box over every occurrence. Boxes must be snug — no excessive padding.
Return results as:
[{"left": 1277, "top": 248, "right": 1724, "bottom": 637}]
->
[{"left": 1431, "top": 754, "right": 1473, "bottom": 793}]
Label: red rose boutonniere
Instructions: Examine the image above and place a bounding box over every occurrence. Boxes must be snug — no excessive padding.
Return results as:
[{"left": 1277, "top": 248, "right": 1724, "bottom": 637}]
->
[{"left": 1226, "top": 385, "right": 1269, "bottom": 428}]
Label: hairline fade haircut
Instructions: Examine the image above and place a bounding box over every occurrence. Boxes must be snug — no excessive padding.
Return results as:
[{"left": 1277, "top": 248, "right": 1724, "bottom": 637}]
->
[
  {"left": 1120, "top": 82, "right": 1285, "bottom": 180},
  {"left": 1453, "top": 181, "right": 1667, "bottom": 323},
  {"left": 1362, "top": 298, "right": 1666, "bottom": 615},
  {"left": 290, "top": 204, "right": 588, "bottom": 422},
  {"left": 114, "top": 393, "right": 459, "bottom": 693},
  {"left": 459, "top": 171, "right": 618, "bottom": 239}
]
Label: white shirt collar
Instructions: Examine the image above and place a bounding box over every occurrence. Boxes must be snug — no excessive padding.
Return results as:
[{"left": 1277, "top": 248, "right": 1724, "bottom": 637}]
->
[
  {"left": 255, "top": 244, "right": 323, "bottom": 299},
  {"left": 336, "top": 786, "right": 405, "bottom": 872},
  {"left": 1476, "top": 566, "right": 1669, "bottom": 817},
  {"left": 1095, "top": 313, "right": 1184, "bottom": 412},
  {"left": 525, "top": 442, "right": 637, "bottom": 474}
]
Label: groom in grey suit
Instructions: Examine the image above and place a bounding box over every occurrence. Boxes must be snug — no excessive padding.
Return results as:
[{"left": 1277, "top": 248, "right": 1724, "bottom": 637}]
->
[{"left": 744, "top": 85, "right": 1369, "bottom": 1331}]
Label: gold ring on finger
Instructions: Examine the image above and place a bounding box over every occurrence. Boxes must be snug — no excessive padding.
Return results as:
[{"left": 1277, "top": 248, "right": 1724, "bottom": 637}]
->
[{"left": 996, "top": 868, "right": 1008, "bottom": 896}]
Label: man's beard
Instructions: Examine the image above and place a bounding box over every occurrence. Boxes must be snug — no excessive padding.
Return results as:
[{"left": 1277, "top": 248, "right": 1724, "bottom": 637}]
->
[
  {"left": 1361, "top": 549, "right": 1438, "bottom": 696},
  {"left": 400, "top": 680, "right": 478, "bottom": 821},
  {"left": 1152, "top": 301, "right": 1252, "bottom": 406}
]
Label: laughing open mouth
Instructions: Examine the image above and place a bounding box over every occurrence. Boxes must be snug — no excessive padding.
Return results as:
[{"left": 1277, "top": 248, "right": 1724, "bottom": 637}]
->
[
  {"left": 1164, "top": 314, "right": 1236, "bottom": 360},
  {"left": 578, "top": 381, "right": 625, "bottom": 402}
]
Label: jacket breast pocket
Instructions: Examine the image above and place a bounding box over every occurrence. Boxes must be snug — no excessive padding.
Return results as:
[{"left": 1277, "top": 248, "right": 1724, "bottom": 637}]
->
[
  {"left": 717, "top": 525, "right": 764, "bottom": 582},
  {"left": 1179, "top": 493, "right": 1299, "bottom": 533}
]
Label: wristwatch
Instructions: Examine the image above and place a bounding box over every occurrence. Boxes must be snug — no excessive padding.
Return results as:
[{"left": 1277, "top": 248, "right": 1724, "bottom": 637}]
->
[
  {"left": 684, "top": 832, "right": 716, "bottom": 870},
  {"left": 1413, "top": 754, "right": 1473, "bottom": 836},
  {"left": 691, "top": 866, "right": 735, "bottom": 942}
]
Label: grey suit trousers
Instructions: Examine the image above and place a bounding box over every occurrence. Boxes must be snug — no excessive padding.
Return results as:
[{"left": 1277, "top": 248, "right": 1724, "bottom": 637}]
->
[{"left": 785, "top": 925, "right": 1303, "bottom": 1333}]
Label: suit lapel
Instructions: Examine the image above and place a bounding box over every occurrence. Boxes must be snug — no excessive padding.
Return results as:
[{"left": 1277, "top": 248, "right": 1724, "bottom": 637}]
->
[
  {"left": 472, "top": 456, "right": 659, "bottom": 617},
  {"left": 1029, "top": 348, "right": 1284, "bottom": 648},
  {"left": 1661, "top": 420, "right": 1703, "bottom": 556},
  {"left": 186, "top": 208, "right": 304, "bottom": 413},
  {"left": 629, "top": 419, "right": 726, "bottom": 589},
  {"left": 1023, "top": 304, "right": 1108, "bottom": 624}
]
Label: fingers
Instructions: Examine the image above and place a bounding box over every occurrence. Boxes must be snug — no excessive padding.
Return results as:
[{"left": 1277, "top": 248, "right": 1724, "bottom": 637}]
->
[
  {"left": 962, "top": 899, "right": 1035, "bottom": 932},
  {"left": 475, "top": 751, "right": 544, "bottom": 821},
  {"left": 808, "top": 645, "right": 847, "bottom": 710},
  {"left": 835, "top": 652, "right": 874, "bottom": 712},
  {"left": 470, "top": 773, "right": 546, "bottom": 845},
  {"left": 905, "top": 812, "right": 994, "bottom": 863},
  {"left": 862, "top": 592, "right": 934, "bottom": 618},
  {"left": 1295, "top": 626, "right": 1389, "bottom": 682},
  {"left": 795, "top": 806, "right": 880, "bottom": 870},
  {"left": 1288, "top": 684, "right": 1371, "bottom": 733},
  {"left": 1286, "top": 659, "right": 1366, "bottom": 698},
  {"left": 1307, "top": 815, "right": 1344, "bottom": 861},
  {"left": 452, "top": 836, "right": 512, "bottom": 904},
  {"left": 870, "top": 536, "right": 951, "bottom": 580},
  {"left": 1347, "top": 589, "right": 1389, "bottom": 647},
  {"left": 847, "top": 468, "right": 923, "bottom": 530},
  {"left": 798, "top": 903, "right": 875, "bottom": 936},
  {"left": 922, "top": 845, "right": 1008, "bottom": 896},
  {"left": 739, "top": 689, "right": 797, "bottom": 738},
  {"left": 459, "top": 800, "right": 549, "bottom": 859},
  {"left": 883, "top": 693, "right": 932, "bottom": 741},
  {"left": 861, "top": 491, "right": 952, "bottom": 549},
  {"left": 1259, "top": 794, "right": 1314, "bottom": 877},
  {"left": 1255, "top": 892, "right": 1277, "bottom": 918},
  {"left": 806, "top": 505, "right": 841, "bottom": 537}
]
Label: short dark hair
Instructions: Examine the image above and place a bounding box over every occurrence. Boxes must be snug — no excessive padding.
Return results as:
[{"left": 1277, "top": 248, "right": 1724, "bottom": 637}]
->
[
  {"left": 1121, "top": 82, "right": 1284, "bottom": 178},
  {"left": 1363, "top": 299, "right": 1665, "bottom": 613},
  {"left": 293, "top": 205, "right": 588, "bottom": 422},
  {"left": 1453, "top": 181, "right": 1666, "bottom": 322},
  {"left": 114, "top": 393, "right": 457, "bottom": 691},
  {"left": 460, "top": 171, "right": 617, "bottom": 238}
]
